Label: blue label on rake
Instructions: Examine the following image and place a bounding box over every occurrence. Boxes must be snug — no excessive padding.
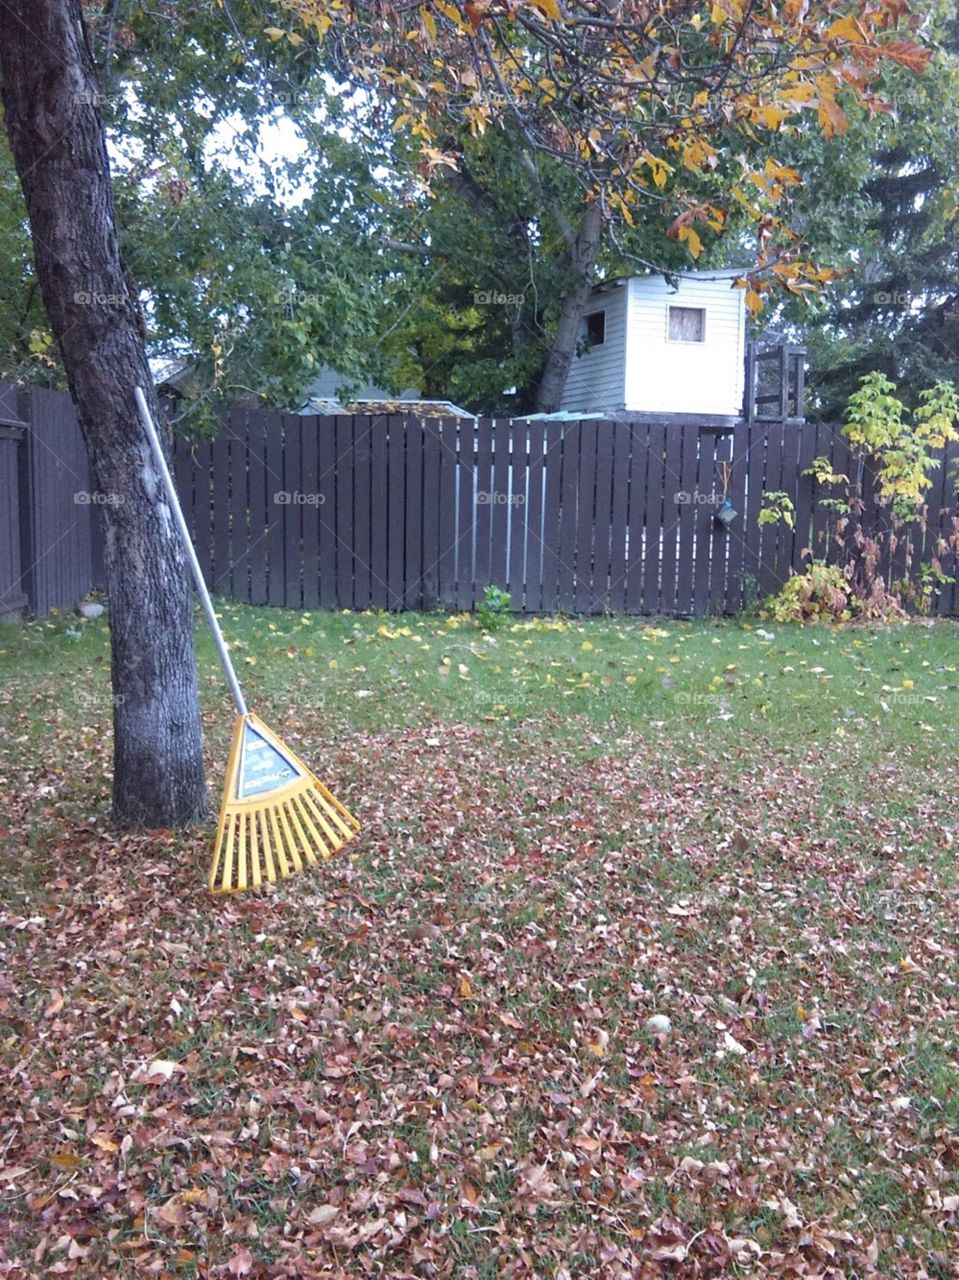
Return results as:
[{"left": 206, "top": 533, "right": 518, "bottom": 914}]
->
[{"left": 238, "top": 723, "right": 303, "bottom": 798}]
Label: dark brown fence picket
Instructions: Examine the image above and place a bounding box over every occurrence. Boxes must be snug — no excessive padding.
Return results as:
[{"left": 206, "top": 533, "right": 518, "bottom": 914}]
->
[
  {"left": 556, "top": 424, "right": 578, "bottom": 611},
  {"left": 368, "top": 416, "right": 388, "bottom": 610},
  {"left": 298, "top": 416, "right": 318, "bottom": 608},
  {"left": 658, "top": 426, "right": 684, "bottom": 615},
  {"left": 607, "top": 422, "right": 630, "bottom": 614},
  {"left": 0, "top": 382, "right": 27, "bottom": 618},
  {"left": 793, "top": 415, "right": 818, "bottom": 566},
  {"left": 454, "top": 421, "right": 475, "bottom": 611},
  {"left": 384, "top": 414, "right": 402, "bottom": 609},
  {"left": 722, "top": 421, "right": 749, "bottom": 615},
  {"left": 507, "top": 422, "right": 528, "bottom": 610},
  {"left": 282, "top": 413, "right": 302, "bottom": 610},
  {"left": 571, "top": 420, "right": 593, "bottom": 612},
  {"left": 941, "top": 441, "right": 959, "bottom": 615},
  {"left": 691, "top": 430, "right": 717, "bottom": 616},
  {"left": 590, "top": 423, "right": 615, "bottom": 614},
  {"left": 635, "top": 423, "right": 661, "bottom": 614},
  {"left": 435, "top": 418, "right": 457, "bottom": 608},
  {"left": 422, "top": 419, "right": 442, "bottom": 609},
  {"left": 540, "top": 425, "right": 564, "bottom": 613},
  {"left": 757, "top": 419, "right": 785, "bottom": 600},
  {"left": 472, "top": 418, "right": 493, "bottom": 606},
  {"left": 521, "top": 422, "right": 545, "bottom": 613},
  {"left": 210, "top": 413, "right": 233, "bottom": 598},
  {"left": 21, "top": 386, "right": 99, "bottom": 618}
]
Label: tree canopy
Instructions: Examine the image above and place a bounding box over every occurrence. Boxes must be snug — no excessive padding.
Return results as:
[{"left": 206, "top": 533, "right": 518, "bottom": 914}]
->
[{"left": 0, "top": 0, "right": 948, "bottom": 417}]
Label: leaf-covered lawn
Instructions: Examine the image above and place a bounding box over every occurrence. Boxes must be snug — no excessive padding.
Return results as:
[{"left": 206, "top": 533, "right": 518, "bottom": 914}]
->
[{"left": 1, "top": 607, "right": 958, "bottom": 1278}]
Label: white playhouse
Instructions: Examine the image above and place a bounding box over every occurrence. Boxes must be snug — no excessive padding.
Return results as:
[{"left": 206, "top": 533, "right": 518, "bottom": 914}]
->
[{"left": 559, "top": 270, "right": 748, "bottom": 419}]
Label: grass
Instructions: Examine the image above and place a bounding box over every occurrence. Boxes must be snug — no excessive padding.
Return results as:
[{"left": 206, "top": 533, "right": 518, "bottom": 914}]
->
[{"left": 0, "top": 604, "right": 958, "bottom": 1277}]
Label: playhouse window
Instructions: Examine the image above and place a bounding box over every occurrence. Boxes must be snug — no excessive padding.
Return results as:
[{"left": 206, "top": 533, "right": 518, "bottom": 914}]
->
[
  {"left": 585, "top": 310, "right": 606, "bottom": 347},
  {"left": 668, "top": 305, "right": 706, "bottom": 343}
]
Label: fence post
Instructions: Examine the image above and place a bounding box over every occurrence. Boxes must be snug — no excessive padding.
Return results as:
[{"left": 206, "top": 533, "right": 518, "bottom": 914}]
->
[
  {"left": 743, "top": 342, "right": 756, "bottom": 423},
  {"left": 790, "top": 346, "right": 807, "bottom": 421}
]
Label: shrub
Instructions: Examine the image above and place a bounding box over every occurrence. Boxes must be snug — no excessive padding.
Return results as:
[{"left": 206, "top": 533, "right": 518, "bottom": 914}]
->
[
  {"left": 762, "top": 561, "right": 906, "bottom": 623},
  {"left": 762, "top": 562, "right": 853, "bottom": 623},
  {"left": 761, "top": 373, "right": 959, "bottom": 622},
  {"left": 475, "top": 584, "right": 511, "bottom": 629}
]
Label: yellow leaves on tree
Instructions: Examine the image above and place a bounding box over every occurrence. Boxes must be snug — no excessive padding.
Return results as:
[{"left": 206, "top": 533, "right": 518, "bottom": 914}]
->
[{"left": 278, "top": 0, "right": 934, "bottom": 303}]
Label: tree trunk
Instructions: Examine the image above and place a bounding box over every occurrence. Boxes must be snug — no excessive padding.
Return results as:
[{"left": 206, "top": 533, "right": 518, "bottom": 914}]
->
[
  {"left": 0, "top": 0, "right": 208, "bottom": 827},
  {"left": 534, "top": 202, "right": 603, "bottom": 414}
]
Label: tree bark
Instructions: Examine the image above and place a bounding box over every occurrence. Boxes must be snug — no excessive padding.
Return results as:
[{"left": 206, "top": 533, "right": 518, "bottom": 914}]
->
[
  {"left": 0, "top": 0, "right": 208, "bottom": 827},
  {"left": 534, "top": 201, "right": 603, "bottom": 414}
]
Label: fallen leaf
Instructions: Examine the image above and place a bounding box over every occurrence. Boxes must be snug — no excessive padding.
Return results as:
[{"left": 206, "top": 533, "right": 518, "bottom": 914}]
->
[
  {"left": 133, "top": 1058, "right": 181, "bottom": 1084},
  {"left": 308, "top": 1204, "right": 339, "bottom": 1226},
  {"left": 722, "top": 1031, "right": 748, "bottom": 1057},
  {"left": 49, "top": 1153, "right": 83, "bottom": 1171},
  {"left": 228, "top": 1244, "right": 254, "bottom": 1276}
]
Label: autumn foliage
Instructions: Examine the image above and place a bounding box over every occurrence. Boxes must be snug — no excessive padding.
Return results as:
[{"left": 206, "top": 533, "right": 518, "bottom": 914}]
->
[{"left": 279, "top": 0, "right": 932, "bottom": 307}]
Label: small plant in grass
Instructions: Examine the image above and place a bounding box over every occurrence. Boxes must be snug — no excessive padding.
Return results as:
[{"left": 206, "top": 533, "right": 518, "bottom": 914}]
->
[
  {"left": 762, "top": 373, "right": 959, "bottom": 621},
  {"left": 475, "top": 584, "right": 511, "bottom": 630}
]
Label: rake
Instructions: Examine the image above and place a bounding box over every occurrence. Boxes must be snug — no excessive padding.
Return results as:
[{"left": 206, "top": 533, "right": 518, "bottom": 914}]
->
[{"left": 135, "top": 386, "right": 359, "bottom": 893}]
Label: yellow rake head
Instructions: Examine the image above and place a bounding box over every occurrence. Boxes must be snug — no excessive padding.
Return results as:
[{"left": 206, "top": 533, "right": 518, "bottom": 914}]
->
[{"left": 209, "top": 712, "right": 359, "bottom": 894}]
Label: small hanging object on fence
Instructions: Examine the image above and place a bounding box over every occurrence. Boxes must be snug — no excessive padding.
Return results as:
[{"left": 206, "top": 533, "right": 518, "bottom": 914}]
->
[
  {"left": 135, "top": 387, "right": 359, "bottom": 893},
  {"left": 714, "top": 461, "right": 738, "bottom": 531}
]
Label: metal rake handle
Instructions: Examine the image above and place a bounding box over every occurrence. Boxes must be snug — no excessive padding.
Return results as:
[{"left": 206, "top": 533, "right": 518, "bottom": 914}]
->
[{"left": 134, "top": 386, "right": 248, "bottom": 717}]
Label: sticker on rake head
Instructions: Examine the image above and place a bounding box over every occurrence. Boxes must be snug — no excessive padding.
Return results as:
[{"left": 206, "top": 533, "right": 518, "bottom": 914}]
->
[{"left": 238, "top": 722, "right": 304, "bottom": 798}]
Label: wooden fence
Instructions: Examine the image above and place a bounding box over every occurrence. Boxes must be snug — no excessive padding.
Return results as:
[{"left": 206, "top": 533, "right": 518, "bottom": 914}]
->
[
  {"left": 0, "top": 381, "right": 102, "bottom": 620},
  {"left": 169, "top": 408, "right": 959, "bottom": 617},
  {"left": 3, "top": 383, "right": 959, "bottom": 620}
]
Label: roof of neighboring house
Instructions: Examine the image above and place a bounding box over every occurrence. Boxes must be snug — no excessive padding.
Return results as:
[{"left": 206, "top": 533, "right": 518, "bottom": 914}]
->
[
  {"left": 299, "top": 397, "right": 475, "bottom": 418},
  {"left": 511, "top": 411, "right": 607, "bottom": 422},
  {"left": 342, "top": 399, "right": 474, "bottom": 418},
  {"left": 300, "top": 397, "right": 346, "bottom": 415}
]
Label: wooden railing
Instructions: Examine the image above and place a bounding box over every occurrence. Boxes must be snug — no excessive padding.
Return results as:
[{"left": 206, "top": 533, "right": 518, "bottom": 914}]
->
[{"left": 744, "top": 342, "right": 807, "bottom": 423}]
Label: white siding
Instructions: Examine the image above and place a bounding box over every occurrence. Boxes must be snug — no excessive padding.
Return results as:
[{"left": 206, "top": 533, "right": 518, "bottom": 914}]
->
[
  {"left": 559, "top": 283, "right": 627, "bottom": 414},
  {"left": 623, "top": 275, "right": 745, "bottom": 416}
]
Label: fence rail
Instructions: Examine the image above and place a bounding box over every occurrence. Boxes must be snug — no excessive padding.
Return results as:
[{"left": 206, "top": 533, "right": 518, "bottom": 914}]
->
[{"left": 2, "top": 381, "right": 959, "bottom": 620}]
